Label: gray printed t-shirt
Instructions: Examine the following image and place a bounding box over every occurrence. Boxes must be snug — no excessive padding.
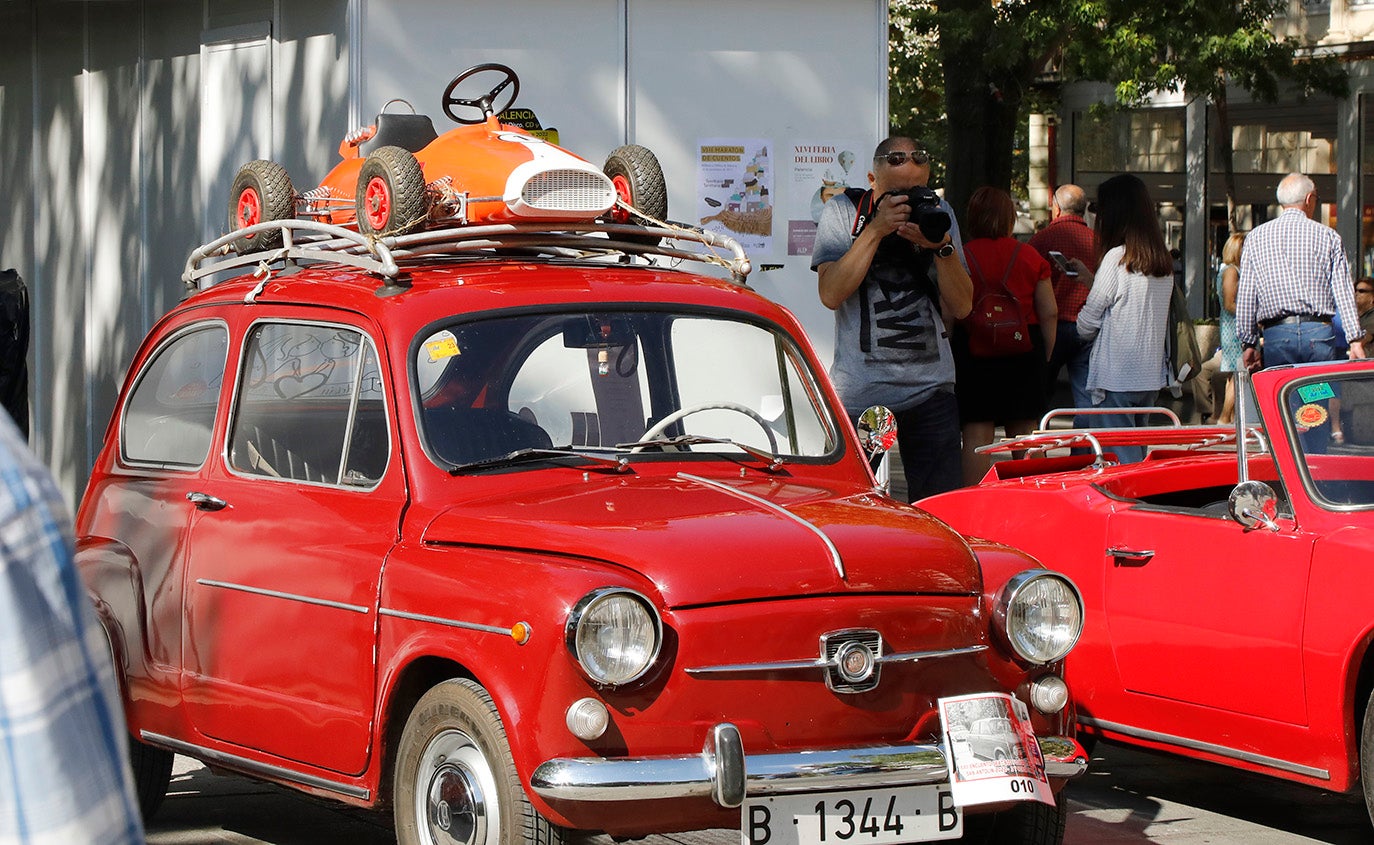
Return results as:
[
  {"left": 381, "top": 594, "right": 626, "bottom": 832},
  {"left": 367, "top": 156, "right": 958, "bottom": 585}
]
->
[{"left": 811, "top": 192, "right": 961, "bottom": 415}]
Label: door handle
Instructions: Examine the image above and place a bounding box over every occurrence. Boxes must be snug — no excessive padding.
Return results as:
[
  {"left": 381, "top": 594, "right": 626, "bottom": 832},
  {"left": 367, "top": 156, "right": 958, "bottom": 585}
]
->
[
  {"left": 186, "top": 491, "right": 228, "bottom": 511},
  {"left": 1107, "top": 547, "right": 1154, "bottom": 566}
]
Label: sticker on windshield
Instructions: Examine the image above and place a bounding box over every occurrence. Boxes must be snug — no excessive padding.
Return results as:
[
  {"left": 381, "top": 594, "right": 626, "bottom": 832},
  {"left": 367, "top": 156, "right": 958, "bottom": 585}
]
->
[
  {"left": 1297, "top": 382, "right": 1336, "bottom": 402},
  {"left": 1294, "top": 403, "right": 1329, "bottom": 430},
  {"left": 425, "top": 332, "right": 461, "bottom": 363}
]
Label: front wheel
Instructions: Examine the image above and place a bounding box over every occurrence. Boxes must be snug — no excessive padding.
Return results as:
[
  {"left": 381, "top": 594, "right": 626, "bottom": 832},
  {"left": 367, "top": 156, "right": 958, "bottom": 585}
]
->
[
  {"left": 1360, "top": 688, "right": 1374, "bottom": 827},
  {"left": 961, "top": 800, "right": 1066, "bottom": 845},
  {"left": 355, "top": 145, "right": 428, "bottom": 237},
  {"left": 394, "top": 679, "right": 567, "bottom": 845},
  {"left": 128, "top": 734, "right": 174, "bottom": 822}
]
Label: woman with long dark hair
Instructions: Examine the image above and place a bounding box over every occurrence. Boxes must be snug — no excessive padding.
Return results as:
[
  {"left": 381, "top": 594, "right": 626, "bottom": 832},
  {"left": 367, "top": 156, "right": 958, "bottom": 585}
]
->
[{"left": 1075, "top": 174, "right": 1175, "bottom": 462}]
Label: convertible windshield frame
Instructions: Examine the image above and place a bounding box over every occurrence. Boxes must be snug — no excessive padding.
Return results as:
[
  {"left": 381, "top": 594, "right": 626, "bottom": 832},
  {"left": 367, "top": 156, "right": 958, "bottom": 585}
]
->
[{"left": 1277, "top": 370, "right": 1374, "bottom": 513}]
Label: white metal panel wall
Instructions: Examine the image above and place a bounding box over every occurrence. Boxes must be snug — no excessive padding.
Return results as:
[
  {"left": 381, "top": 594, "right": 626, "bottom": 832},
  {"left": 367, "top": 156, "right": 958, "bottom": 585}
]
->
[{"left": 357, "top": 0, "right": 625, "bottom": 158}]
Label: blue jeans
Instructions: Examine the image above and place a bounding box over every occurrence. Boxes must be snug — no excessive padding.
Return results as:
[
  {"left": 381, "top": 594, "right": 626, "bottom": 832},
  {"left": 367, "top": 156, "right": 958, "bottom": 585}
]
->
[
  {"left": 1260, "top": 321, "right": 1340, "bottom": 368},
  {"left": 1093, "top": 389, "right": 1160, "bottom": 464},
  {"left": 1048, "top": 320, "right": 1093, "bottom": 424},
  {"left": 895, "top": 390, "right": 962, "bottom": 502}
]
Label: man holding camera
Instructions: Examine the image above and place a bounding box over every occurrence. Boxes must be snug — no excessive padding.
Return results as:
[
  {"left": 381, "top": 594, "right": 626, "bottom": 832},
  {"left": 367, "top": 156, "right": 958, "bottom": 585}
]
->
[{"left": 812, "top": 137, "right": 973, "bottom": 500}]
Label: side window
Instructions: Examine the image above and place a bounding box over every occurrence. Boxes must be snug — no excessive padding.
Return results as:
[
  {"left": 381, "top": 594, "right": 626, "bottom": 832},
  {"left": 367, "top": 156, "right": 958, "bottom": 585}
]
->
[
  {"left": 228, "top": 322, "right": 388, "bottom": 487},
  {"left": 122, "top": 324, "right": 229, "bottom": 467}
]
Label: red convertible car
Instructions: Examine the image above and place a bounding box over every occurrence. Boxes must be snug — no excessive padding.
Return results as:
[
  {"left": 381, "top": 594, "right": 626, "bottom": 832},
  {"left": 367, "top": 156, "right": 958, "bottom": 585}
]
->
[
  {"left": 78, "top": 216, "right": 1087, "bottom": 844},
  {"left": 921, "top": 360, "right": 1374, "bottom": 826}
]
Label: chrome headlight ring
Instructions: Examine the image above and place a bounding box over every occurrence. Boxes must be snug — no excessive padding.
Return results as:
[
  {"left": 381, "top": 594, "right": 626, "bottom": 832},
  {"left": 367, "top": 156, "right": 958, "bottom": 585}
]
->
[
  {"left": 993, "top": 570, "right": 1084, "bottom": 665},
  {"left": 565, "top": 587, "right": 663, "bottom": 687}
]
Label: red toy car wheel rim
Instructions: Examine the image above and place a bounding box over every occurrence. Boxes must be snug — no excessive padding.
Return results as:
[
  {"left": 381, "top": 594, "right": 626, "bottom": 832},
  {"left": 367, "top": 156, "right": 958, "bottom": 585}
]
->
[
  {"left": 363, "top": 176, "right": 392, "bottom": 231},
  {"left": 610, "top": 174, "right": 633, "bottom": 223},
  {"left": 236, "top": 189, "right": 261, "bottom": 229}
]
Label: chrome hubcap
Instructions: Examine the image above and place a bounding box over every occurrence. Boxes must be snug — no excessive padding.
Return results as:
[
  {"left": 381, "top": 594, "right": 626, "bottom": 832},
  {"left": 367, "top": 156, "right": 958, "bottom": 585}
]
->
[{"left": 416, "top": 729, "right": 497, "bottom": 845}]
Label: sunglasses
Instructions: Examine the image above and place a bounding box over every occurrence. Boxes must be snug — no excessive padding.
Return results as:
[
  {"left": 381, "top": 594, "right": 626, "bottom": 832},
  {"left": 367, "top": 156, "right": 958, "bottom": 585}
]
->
[{"left": 875, "top": 150, "right": 930, "bottom": 167}]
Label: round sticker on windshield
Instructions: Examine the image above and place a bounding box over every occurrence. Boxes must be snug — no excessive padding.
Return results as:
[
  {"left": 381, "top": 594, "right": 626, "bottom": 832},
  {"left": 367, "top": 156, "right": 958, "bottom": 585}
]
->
[{"left": 1295, "top": 403, "right": 1328, "bottom": 430}]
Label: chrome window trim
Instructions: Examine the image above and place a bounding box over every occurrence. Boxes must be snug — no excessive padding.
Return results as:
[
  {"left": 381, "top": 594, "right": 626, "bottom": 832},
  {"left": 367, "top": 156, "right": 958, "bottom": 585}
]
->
[
  {"left": 676, "top": 472, "right": 845, "bottom": 579},
  {"left": 119, "top": 319, "right": 231, "bottom": 472},
  {"left": 224, "top": 317, "right": 391, "bottom": 491},
  {"left": 195, "top": 579, "right": 370, "bottom": 614}
]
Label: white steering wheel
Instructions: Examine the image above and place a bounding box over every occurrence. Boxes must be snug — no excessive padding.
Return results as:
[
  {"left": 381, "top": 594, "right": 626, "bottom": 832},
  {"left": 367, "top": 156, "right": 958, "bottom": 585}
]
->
[{"left": 639, "top": 402, "right": 779, "bottom": 454}]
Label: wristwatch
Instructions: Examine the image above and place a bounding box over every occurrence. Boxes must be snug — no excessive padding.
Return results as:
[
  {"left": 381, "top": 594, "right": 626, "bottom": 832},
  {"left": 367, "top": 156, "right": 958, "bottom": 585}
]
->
[{"left": 935, "top": 243, "right": 956, "bottom": 258}]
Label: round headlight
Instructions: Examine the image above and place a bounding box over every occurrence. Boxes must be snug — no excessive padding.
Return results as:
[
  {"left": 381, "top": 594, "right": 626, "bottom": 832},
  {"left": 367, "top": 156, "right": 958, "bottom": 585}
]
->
[
  {"left": 566, "top": 588, "right": 661, "bottom": 686},
  {"left": 995, "top": 571, "right": 1083, "bottom": 665}
]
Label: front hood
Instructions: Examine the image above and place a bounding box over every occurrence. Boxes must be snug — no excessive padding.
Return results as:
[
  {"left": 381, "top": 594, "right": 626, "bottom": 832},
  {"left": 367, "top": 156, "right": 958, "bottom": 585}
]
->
[{"left": 421, "top": 473, "right": 980, "bottom": 606}]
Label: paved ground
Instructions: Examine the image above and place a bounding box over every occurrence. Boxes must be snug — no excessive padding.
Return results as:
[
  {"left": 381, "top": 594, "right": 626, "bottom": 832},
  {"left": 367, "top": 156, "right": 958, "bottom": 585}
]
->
[{"left": 144, "top": 742, "right": 1374, "bottom": 844}]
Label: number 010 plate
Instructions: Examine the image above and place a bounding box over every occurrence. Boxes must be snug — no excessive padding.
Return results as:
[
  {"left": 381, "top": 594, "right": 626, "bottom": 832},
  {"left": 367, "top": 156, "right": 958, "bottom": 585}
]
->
[{"left": 742, "top": 785, "right": 962, "bottom": 845}]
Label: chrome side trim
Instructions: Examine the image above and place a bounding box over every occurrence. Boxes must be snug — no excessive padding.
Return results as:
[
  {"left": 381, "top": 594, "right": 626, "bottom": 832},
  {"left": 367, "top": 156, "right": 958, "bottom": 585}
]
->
[
  {"left": 195, "top": 579, "right": 369, "bottom": 614},
  {"left": 1078, "top": 716, "right": 1329, "bottom": 780},
  {"left": 141, "top": 731, "right": 370, "bottom": 800},
  {"left": 530, "top": 731, "right": 1087, "bottom": 806},
  {"left": 379, "top": 607, "right": 511, "bottom": 636},
  {"left": 685, "top": 644, "right": 987, "bottom": 676},
  {"left": 676, "top": 472, "right": 844, "bottom": 579}
]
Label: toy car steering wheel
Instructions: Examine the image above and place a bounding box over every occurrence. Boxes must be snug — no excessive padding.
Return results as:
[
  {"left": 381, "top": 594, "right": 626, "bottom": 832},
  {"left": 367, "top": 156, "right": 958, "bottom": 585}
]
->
[{"left": 442, "top": 63, "right": 521, "bottom": 124}]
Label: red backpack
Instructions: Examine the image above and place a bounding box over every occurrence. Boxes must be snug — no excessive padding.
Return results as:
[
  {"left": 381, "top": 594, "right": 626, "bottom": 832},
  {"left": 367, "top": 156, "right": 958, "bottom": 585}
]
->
[{"left": 962, "top": 244, "right": 1032, "bottom": 358}]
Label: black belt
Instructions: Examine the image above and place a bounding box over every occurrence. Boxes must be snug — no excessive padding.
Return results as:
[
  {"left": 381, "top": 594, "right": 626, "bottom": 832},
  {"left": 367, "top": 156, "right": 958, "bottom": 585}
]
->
[{"left": 1260, "top": 313, "right": 1332, "bottom": 329}]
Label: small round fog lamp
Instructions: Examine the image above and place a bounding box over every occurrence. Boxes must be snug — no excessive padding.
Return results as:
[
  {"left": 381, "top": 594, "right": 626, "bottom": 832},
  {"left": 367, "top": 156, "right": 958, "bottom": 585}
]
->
[
  {"left": 565, "top": 697, "right": 610, "bottom": 741},
  {"left": 1029, "top": 675, "right": 1070, "bottom": 715}
]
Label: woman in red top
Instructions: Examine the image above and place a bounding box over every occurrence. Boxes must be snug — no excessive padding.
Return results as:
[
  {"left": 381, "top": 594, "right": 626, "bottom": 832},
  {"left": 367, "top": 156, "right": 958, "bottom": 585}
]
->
[{"left": 954, "top": 187, "right": 1057, "bottom": 485}]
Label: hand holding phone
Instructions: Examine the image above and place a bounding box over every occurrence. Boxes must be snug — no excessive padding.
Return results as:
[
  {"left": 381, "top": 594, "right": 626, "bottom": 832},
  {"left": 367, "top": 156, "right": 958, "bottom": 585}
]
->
[{"left": 1047, "top": 250, "right": 1079, "bottom": 278}]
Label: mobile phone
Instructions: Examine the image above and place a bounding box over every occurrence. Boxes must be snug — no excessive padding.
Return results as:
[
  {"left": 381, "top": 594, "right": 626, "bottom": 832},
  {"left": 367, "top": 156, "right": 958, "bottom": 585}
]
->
[{"left": 1047, "top": 250, "right": 1079, "bottom": 277}]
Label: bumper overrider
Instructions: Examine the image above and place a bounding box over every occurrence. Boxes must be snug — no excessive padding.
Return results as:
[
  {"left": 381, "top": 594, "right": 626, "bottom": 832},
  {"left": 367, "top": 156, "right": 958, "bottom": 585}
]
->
[{"left": 531, "top": 723, "right": 1088, "bottom": 808}]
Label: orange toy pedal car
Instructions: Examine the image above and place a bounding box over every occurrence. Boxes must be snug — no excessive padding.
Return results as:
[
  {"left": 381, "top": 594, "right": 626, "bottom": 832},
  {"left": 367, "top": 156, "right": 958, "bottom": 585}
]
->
[{"left": 227, "top": 63, "right": 666, "bottom": 252}]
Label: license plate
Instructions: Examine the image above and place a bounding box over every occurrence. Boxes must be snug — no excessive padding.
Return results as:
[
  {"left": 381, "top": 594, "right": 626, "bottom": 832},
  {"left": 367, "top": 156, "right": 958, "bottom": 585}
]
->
[{"left": 742, "top": 786, "right": 962, "bottom": 845}]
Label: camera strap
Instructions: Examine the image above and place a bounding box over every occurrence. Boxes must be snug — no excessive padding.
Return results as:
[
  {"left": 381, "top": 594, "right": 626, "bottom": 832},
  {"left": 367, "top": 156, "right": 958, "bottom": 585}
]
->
[{"left": 846, "top": 188, "right": 875, "bottom": 238}]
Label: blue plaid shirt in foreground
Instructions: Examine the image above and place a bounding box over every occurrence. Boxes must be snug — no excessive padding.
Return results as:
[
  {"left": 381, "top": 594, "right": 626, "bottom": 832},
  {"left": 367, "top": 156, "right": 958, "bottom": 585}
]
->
[
  {"left": 1236, "top": 208, "right": 1361, "bottom": 346},
  {"left": 0, "top": 415, "right": 144, "bottom": 845}
]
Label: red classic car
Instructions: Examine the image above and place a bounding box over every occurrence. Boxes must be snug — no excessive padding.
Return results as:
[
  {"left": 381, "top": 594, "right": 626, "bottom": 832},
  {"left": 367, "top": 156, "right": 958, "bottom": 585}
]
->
[
  {"left": 920, "top": 361, "right": 1374, "bottom": 827},
  {"left": 78, "top": 218, "right": 1086, "bottom": 844}
]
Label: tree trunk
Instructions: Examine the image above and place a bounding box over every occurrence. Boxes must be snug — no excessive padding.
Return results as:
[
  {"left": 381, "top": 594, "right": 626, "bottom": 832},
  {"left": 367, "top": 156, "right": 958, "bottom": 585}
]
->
[{"left": 1213, "top": 89, "right": 1240, "bottom": 234}]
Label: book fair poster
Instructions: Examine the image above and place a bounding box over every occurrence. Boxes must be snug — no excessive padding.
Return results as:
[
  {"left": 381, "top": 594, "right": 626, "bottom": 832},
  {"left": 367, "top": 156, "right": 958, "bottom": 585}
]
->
[
  {"left": 786, "top": 140, "right": 866, "bottom": 256},
  {"left": 696, "top": 139, "right": 773, "bottom": 254}
]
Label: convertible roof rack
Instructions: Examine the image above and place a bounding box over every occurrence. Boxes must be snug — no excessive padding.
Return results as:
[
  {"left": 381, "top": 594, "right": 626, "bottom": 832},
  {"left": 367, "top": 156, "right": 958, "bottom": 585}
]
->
[{"left": 182, "top": 219, "right": 753, "bottom": 292}]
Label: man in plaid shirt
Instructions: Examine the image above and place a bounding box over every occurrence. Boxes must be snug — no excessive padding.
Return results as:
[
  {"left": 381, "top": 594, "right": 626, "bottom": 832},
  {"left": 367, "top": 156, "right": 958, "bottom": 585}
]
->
[
  {"left": 1237, "top": 172, "right": 1366, "bottom": 371},
  {"left": 0, "top": 411, "right": 144, "bottom": 844},
  {"left": 1028, "top": 184, "right": 1100, "bottom": 412}
]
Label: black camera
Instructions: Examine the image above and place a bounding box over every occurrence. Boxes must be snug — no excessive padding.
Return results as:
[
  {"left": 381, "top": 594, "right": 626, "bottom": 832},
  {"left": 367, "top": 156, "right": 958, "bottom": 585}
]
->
[{"left": 881, "top": 186, "right": 951, "bottom": 243}]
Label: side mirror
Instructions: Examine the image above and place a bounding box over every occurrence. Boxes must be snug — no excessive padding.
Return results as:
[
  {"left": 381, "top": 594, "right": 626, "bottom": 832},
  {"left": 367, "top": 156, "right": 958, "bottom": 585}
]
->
[
  {"left": 857, "top": 405, "right": 897, "bottom": 472},
  {"left": 1229, "top": 480, "right": 1280, "bottom": 532}
]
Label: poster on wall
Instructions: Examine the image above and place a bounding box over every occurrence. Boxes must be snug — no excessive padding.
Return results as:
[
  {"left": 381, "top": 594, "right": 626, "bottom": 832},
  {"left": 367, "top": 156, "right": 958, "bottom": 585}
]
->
[
  {"left": 786, "top": 140, "right": 866, "bottom": 256},
  {"left": 697, "top": 139, "right": 773, "bottom": 254}
]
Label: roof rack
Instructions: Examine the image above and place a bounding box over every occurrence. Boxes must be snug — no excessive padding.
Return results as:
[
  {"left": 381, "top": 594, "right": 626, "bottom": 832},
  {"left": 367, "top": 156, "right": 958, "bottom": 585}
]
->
[{"left": 182, "top": 219, "right": 753, "bottom": 291}]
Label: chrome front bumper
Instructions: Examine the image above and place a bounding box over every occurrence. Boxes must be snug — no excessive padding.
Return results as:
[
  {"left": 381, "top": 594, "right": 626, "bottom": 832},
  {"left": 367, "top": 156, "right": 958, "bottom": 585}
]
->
[{"left": 530, "top": 724, "right": 1088, "bottom": 809}]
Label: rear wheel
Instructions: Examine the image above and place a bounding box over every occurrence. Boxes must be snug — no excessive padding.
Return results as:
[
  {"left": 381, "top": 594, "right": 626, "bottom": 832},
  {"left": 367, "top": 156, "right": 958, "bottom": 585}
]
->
[
  {"left": 961, "top": 800, "right": 1066, "bottom": 845},
  {"left": 228, "top": 160, "right": 295, "bottom": 253},
  {"left": 1360, "top": 688, "right": 1374, "bottom": 827},
  {"left": 394, "top": 679, "right": 567, "bottom": 845},
  {"left": 603, "top": 144, "right": 667, "bottom": 244},
  {"left": 356, "top": 145, "right": 428, "bottom": 237},
  {"left": 127, "top": 734, "right": 174, "bottom": 822}
]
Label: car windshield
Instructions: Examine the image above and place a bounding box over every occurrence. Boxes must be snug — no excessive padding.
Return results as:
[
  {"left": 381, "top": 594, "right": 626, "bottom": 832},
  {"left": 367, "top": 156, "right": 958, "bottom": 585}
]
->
[
  {"left": 1280, "top": 370, "right": 1374, "bottom": 509},
  {"left": 414, "top": 309, "right": 838, "bottom": 469}
]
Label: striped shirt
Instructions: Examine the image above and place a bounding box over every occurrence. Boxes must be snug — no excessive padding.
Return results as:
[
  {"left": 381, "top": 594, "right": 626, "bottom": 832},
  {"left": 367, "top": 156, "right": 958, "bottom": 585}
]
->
[
  {"left": 1076, "top": 246, "right": 1173, "bottom": 401},
  {"left": 1236, "top": 208, "right": 1361, "bottom": 346},
  {"left": 0, "top": 414, "right": 144, "bottom": 845}
]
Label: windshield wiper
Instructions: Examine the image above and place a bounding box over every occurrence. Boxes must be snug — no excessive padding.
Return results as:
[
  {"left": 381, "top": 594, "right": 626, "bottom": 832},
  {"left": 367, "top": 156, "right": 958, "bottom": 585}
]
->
[
  {"left": 449, "top": 448, "right": 631, "bottom": 475},
  {"left": 616, "top": 435, "right": 787, "bottom": 472}
]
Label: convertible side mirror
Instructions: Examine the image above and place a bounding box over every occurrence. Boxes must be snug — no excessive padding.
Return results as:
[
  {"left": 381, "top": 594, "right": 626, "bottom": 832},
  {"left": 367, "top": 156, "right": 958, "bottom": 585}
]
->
[{"left": 1229, "top": 480, "right": 1280, "bottom": 532}]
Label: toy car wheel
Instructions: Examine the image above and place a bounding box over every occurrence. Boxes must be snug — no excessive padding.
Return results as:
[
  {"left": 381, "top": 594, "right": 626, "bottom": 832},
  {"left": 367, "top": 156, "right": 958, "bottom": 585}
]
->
[
  {"left": 228, "top": 160, "right": 295, "bottom": 254},
  {"left": 603, "top": 145, "right": 668, "bottom": 235},
  {"left": 962, "top": 800, "right": 1067, "bottom": 845},
  {"left": 394, "top": 678, "right": 567, "bottom": 845},
  {"left": 355, "top": 145, "right": 428, "bottom": 237},
  {"left": 127, "top": 734, "right": 174, "bottom": 821}
]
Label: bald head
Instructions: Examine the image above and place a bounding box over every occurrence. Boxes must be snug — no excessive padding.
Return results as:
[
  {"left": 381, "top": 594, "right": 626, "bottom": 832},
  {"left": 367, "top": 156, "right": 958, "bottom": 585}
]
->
[
  {"left": 1276, "top": 173, "right": 1316, "bottom": 208},
  {"left": 1053, "top": 184, "right": 1088, "bottom": 217}
]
